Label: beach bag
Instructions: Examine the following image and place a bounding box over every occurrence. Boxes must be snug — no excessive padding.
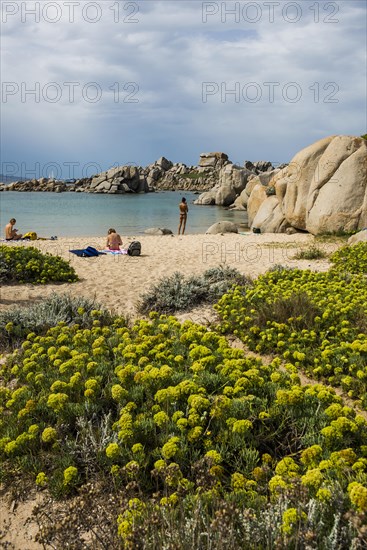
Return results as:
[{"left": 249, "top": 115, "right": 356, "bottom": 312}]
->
[
  {"left": 127, "top": 241, "right": 141, "bottom": 256},
  {"left": 23, "top": 231, "right": 38, "bottom": 240}
]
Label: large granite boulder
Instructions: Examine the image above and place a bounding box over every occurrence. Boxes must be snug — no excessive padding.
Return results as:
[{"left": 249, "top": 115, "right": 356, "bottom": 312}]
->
[
  {"left": 218, "top": 164, "right": 253, "bottom": 195},
  {"left": 251, "top": 196, "right": 289, "bottom": 233},
  {"left": 156, "top": 157, "right": 173, "bottom": 171},
  {"left": 194, "top": 189, "right": 218, "bottom": 205},
  {"left": 229, "top": 193, "right": 247, "bottom": 210},
  {"left": 247, "top": 184, "right": 268, "bottom": 226},
  {"left": 90, "top": 175, "right": 107, "bottom": 189},
  {"left": 215, "top": 185, "right": 237, "bottom": 206},
  {"left": 282, "top": 136, "right": 334, "bottom": 230},
  {"left": 199, "top": 152, "right": 228, "bottom": 169},
  {"left": 212, "top": 163, "right": 256, "bottom": 206},
  {"left": 144, "top": 227, "right": 173, "bottom": 235},
  {"left": 348, "top": 229, "right": 367, "bottom": 245},
  {"left": 247, "top": 135, "right": 367, "bottom": 234},
  {"left": 206, "top": 221, "right": 238, "bottom": 234},
  {"left": 306, "top": 136, "right": 367, "bottom": 234}
]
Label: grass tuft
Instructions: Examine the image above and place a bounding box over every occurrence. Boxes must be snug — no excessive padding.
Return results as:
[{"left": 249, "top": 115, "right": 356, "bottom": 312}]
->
[{"left": 293, "top": 245, "right": 327, "bottom": 260}]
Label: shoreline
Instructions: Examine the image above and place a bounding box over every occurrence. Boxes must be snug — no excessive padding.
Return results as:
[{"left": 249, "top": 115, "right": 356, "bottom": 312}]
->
[{"left": 0, "top": 233, "right": 341, "bottom": 320}]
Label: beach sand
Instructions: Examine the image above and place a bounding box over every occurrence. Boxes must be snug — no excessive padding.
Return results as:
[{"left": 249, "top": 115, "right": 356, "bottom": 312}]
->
[{"left": 0, "top": 233, "right": 341, "bottom": 321}]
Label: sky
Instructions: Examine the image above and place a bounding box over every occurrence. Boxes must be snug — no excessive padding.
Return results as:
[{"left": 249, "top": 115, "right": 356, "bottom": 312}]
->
[{"left": 1, "top": 0, "right": 366, "bottom": 179}]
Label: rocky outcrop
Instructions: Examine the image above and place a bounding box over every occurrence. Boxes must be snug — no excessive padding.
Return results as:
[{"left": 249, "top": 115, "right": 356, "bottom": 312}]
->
[
  {"left": 153, "top": 152, "right": 231, "bottom": 192},
  {"left": 206, "top": 221, "right": 238, "bottom": 234},
  {"left": 195, "top": 158, "right": 279, "bottom": 207},
  {"left": 348, "top": 229, "right": 367, "bottom": 245},
  {"left": 0, "top": 152, "right": 275, "bottom": 200},
  {"left": 144, "top": 227, "right": 173, "bottom": 235},
  {"left": 246, "top": 135, "right": 367, "bottom": 234},
  {"left": 251, "top": 196, "right": 290, "bottom": 233},
  {"left": 0, "top": 154, "right": 228, "bottom": 194}
]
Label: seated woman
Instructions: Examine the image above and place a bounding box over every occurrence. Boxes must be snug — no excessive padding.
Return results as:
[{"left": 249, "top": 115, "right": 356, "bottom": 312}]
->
[
  {"left": 5, "top": 218, "right": 22, "bottom": 240},
  {"left": 106, "top": 228, "right": 122, "bottom": 250}
]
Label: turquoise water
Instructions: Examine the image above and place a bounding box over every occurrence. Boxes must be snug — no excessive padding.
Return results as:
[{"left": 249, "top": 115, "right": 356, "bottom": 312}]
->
[{"left": 0, "top": 191, "right": 248, "bottom": 237}]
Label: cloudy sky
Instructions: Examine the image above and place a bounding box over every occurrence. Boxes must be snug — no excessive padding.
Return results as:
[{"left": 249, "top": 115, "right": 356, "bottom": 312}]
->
[{"left": 1, "top": 0, "right": 366, "bottom": 179}]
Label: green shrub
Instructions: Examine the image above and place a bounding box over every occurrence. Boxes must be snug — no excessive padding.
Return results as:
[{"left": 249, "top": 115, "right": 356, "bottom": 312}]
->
[
  {"left": 253, "top": 292, "right": 322, "bottom": 331},
  {"left": 330, "top": 242, "right": 367, "bottom": 274},
  {"left": 293, "top": 245, "right": 327, "bottom": 260},
  {"left": 180, "top": 171, "right": 207, "bottom": 180},
  {"left": 265, "top": 185, "right": 276, "bottom": 196},
  {"left": 138, "top": 266, "right": 251, "bottom": 314},
  {"left": 0, "top": 245, "right": 78, "bottom": 284},
  {"left": 0, "top": 293, "right": 114, "bottom": 350}
]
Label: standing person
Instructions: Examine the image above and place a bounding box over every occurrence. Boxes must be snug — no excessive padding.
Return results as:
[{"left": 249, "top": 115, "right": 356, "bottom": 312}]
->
[
  {"left": 5, "top": 218, "right": 22, "bottom": 240},
  {"left": 178, "top": 197, "right": 188, "bottom": 235},
  {"left": 106, "top": 228, "right": 123, "bottom": 250}
]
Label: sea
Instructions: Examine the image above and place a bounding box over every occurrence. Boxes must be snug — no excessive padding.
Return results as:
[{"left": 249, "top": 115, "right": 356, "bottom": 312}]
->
[{"left": 0, "top": 191, "right": 248, "bottom": 237}]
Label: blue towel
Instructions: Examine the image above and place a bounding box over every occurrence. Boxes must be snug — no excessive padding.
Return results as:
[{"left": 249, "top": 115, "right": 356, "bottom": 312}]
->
[{"left": 70, "top": 246, "right": 105, "bottom": 257}]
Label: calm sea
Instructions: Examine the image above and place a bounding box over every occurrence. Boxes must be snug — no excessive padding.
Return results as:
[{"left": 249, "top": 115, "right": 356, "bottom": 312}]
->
[{"left": 0, "top": 191, "right": 248, "bottom": 237}]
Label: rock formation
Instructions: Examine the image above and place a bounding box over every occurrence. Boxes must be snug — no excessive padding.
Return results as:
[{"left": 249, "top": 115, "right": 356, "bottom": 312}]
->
[
  {"left": 0, "top": 153, "right": 228, "bottom": 194},
  {"left": 206, "top": 221, "right": 238, "bottom": 234},
  {"left": 245, "top": 135, "right": 366, "bottom": 235},
  {"left": 2, "top": 135, "right": 364, "bottom": 236},
  {"left": 348, "top": 229, "right": 367, "bottom": 245}
]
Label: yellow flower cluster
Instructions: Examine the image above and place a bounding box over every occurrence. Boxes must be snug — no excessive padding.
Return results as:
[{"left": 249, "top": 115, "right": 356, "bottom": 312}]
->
[
  {"left": 0, "top": 310, "right": 366, "bottom": 520},
  {"left": 216, "top": 264, "right": 367, "bottom": 406}
]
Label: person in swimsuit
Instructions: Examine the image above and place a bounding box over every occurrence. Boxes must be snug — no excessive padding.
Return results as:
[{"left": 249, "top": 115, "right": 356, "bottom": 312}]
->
[
  {"left": 178, "top": 197, "right": 188, "bottom": 235},
  {"left": 5, "top": 218, "right": 22, "bottom": 240},
  {"left": 106, "top": 228, "right": 122, "bottom": 250}
]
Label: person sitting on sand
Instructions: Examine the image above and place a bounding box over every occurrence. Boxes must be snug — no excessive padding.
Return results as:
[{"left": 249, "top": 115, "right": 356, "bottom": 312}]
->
[
  {"left": 106, "top": 228, "right": 122, "bottom": 250},
  {"left": 178, "top": 197, "right": 188, "bottom": 235},
  {"left": 5, "top": 218, "right": 22, "bottom": 240}
]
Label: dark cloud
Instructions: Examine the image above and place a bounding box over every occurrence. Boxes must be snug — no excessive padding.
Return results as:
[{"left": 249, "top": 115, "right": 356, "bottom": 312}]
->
[{"left": 1, "top": 0, "right": 366, "bottom": 176}]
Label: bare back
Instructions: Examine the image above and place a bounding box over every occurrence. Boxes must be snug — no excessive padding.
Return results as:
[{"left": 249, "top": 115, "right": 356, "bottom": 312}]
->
[
  {"left": 179, "top": 202, "right": 188, "bottom": 216},
  {"left": 107, "top": 232, "right": 122, "bottom": 250}
]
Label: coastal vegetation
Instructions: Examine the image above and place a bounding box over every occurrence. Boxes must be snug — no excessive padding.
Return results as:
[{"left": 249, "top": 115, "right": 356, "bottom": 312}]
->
[
  {"left": 293, "top": 245, "right": 327, "bottom": 260},
  {"left": 0, "top": 246, "right": 77, "bottom": 285},
  {"left": 138, "top": 266, "right": 250, "bottom": 315},
  {"left": 0, "top": 243, "right": 366, "bottom": 548},
  {"left": 0, "top": 293, "right": 113, "bottom": 350}
]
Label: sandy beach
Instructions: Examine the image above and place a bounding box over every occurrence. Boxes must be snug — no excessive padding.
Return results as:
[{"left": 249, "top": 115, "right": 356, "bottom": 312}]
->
[{"left": 0, "top": 233, "right": 340, "bottom": 322}]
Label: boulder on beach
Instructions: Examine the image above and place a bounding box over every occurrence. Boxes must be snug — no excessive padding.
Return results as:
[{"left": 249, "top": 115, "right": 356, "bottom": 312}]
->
[
  {"left": 144, "top": 227, "right": 173, "bottom": 235},
  {"left": 206, "top": 221, "right": 238, "bottom": 234},
  {"left": 348, "top": 229, "right": 367, "bottom": 245}
]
